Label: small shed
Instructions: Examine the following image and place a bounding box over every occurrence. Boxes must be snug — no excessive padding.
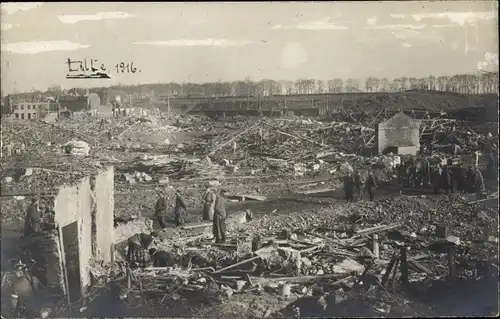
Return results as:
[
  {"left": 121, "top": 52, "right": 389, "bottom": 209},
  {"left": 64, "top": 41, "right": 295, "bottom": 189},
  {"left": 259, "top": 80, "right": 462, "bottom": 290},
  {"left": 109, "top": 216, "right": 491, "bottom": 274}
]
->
[{"left": 376, "top": 112, "right": 420, "bottom": 155}]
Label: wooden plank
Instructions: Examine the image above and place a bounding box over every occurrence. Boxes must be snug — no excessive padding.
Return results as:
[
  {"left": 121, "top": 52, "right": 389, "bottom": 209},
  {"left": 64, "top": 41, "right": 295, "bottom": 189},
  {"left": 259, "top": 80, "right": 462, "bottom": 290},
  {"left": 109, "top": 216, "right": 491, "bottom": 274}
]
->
[
  {"left": 408, "top": 260, "right": 434, "bottom": 275},
  {"left": 212, "top": 256, "right": 261, "bottom": 274},
  {"left": 353, "top": 222, "right": 403, "bottom": 238},
  {"left": 468, "top": 197, "right": 498, "bottom": 205},
  {"left": 249, "top": 273, "right": 346, "bottom": 284},
  {"left": 297, "top": 188, "right": 336, "bottom": 195},
  {"left": 180, "top": 222, "right": 212, "bottom": 230}
]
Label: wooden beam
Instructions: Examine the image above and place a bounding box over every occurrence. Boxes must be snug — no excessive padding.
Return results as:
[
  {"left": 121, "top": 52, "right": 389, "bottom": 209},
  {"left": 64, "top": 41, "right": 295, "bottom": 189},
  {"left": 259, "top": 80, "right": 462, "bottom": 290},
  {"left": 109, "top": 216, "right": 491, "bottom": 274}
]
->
[
  {"left": 353, "top": 222, "right": 403, "bottom": 238},
  {"left": 212, "top": 256, "right": 261, "bottom": 274}
]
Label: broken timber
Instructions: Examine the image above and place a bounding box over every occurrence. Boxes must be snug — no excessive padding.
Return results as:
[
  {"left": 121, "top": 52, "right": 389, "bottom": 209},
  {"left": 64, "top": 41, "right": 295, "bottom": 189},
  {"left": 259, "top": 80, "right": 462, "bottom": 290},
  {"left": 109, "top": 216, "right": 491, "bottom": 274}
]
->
[
  {"left": 249, "top": 273, "right": 347, "bottom": 284},
  {"left": 212, "top": 256, "right": 261, "bottom": 274},
  {"left": 353, "top": 222, "right": 403, "bottom": 238}
]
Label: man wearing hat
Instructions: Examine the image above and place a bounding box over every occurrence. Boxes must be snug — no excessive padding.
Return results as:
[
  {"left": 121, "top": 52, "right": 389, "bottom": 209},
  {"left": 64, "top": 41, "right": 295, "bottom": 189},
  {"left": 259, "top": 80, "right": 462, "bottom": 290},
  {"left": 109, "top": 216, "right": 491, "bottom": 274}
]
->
[
  {"left": 173, "top": 189, "right": 187, "bottom": 226},
  {"left": 213, "top": 189, "right": 228, "bottom": 244},
  {"left": 203, "top": 185, "right": 216, "bottom": 221},
  {"left": 10, "top": 261, "right": 46, "bottom": 319},
  {"left": 365, "top": 171, "right": 377, "bottom": 201},
  {"left": 154, "top": 187, "right": 169, "bottom": 229},
  {"left": 24, "top": 199, "right": 42, "bottom": 237}
]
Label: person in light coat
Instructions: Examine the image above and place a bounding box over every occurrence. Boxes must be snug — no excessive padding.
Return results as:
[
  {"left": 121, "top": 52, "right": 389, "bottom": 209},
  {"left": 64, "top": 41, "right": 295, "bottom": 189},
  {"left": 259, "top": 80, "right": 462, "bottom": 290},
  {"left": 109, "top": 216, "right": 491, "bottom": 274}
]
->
[
  {"left": 203, "top": 186, "right": 216, "bottom": 221},
  {"left": 213, "top": 189, "right": 228, "bottom": 244}
]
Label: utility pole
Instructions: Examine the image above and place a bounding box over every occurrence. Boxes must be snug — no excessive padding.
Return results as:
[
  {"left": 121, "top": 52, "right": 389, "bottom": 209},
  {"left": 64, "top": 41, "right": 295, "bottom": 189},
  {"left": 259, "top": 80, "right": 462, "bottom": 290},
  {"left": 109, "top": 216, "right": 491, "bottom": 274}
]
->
[{"left": 167, "top": 95, "right": 171, "bottom": 119}]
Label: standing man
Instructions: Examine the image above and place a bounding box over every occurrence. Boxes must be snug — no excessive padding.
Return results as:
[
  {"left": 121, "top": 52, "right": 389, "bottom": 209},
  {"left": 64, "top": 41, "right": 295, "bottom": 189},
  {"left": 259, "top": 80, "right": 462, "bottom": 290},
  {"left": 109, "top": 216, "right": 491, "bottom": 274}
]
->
[
  {"left": 154, "top": 188, "right": 168, "bottom": 229},
  {"left": 9, "top": 261, "right": 46, "bottom": 319},
  {"left": 24, "top": 199, "right": 42, "bottom": 237},
  {"left": 440, "top": 165, "right": 453, "bottom": 194},
  {"left": 365, "top": 171, "right": 377, "bottom": 201},
  {"left": 126, "top": 231, "right": 157, "bottom": 268},
  {"left": 474, "top": 167, "right": 486, "bottom": 200},
  {"left": 173, "top": 190, "right": 187, "bottom": 227},
  {"left": 203, "top": 186, "right": 216, "bottom": 221},
  {"left": 420, "top": 157, "right": 431, "bottom": 186},
  {"left": 213, "top": 189, "right": 228, "bottom": 244},
  {"left": 353, "top": 170, "right": 363, "bottom": 200},
  {"left": 455, "top": 164, "right": 467, "bottom": 193},
  {"left": 465, "top": 165, "right": 476, "bottom": 194},
  {"left": 487, "top": 152, "right": 496, "bottom": 180},
  {"left": 397, "top": 163, "right": 406, "bottom": 189},
  {"left": 343, "top": 172, "right": 355, "bottom": 203}
]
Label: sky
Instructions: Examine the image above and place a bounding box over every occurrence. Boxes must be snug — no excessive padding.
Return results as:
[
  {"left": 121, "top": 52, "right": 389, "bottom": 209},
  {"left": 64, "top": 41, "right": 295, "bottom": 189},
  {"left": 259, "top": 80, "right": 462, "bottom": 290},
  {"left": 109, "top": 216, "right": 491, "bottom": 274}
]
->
[{"left": 1, "top": 1, "right": 498, "bottom": 95}]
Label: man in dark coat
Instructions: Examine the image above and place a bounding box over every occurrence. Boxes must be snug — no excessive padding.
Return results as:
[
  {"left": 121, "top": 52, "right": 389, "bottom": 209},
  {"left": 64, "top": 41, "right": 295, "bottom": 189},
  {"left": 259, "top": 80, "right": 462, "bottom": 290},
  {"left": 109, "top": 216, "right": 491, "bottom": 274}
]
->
[
  {"left": 407, "top": 158, "right": 417, "bottom": 188},
  {"left": 126, "top": 232, "right": 157, "bottom": 267},
  {"left": 452, "top": 164, "right": 466, "bottom": 193},
  {"left": 353, "top": 171, "right": 363, "bottom": 200},
  {"left": 439, "top": 165, "right": 453, "bottom": 194},
  {"left": 397, "top": 164, "right": 406, "bottom": 188},
  {"left": 465, "top": 165, "right": 476, "bottom": 194},
  {"left": 365, "top": 171, "right": 377, "bottom": 201},
  {"left": 420, "top": 157, "right": 431, "bottom": 186},
  {"left": 213, "top": 189, "right": 228, "bottom": 244},
  {"left": 154, "top": 189, "right": 168, "bottom": 229},
  {"left": 24, "top": 199, "right": 42, "bottom": 237},
  {"left": 343, "top": 172, "right": 355, "bottom": 203},
  {"left": 173, "top": 190, "right": 187, "bottom": 226}
]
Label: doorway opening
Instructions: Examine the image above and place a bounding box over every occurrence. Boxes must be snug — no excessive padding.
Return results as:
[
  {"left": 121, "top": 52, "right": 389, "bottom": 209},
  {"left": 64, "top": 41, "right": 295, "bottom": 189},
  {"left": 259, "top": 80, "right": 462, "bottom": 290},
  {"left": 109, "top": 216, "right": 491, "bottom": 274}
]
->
[{"left": 62, "top": 222, "right": 81, "bottom": 303}]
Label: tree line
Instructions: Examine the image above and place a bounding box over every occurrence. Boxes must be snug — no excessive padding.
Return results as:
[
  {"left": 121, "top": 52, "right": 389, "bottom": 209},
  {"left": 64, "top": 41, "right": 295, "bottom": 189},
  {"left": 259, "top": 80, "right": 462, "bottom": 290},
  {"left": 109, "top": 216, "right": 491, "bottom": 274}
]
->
[
  {"left": 97, "top": 72, "right": 499, "bottom": 99},
  {"left": 8, "top": 72, "right": 499, "bottom": 104}
]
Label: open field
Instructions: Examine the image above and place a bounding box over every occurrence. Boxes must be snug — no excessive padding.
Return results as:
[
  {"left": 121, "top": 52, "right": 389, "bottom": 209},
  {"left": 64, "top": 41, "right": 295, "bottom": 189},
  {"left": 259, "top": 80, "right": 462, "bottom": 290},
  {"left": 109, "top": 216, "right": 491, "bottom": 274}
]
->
[{"left": 132, "top": 91, "right": 499, "bottom": 116}]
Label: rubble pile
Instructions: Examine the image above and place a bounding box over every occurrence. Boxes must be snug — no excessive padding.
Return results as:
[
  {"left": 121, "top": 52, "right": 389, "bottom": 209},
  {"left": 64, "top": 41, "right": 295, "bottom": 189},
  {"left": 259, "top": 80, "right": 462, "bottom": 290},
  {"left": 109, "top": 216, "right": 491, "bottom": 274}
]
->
[{"left": 96, "top": 192, "right": 498, "bottom": 317}]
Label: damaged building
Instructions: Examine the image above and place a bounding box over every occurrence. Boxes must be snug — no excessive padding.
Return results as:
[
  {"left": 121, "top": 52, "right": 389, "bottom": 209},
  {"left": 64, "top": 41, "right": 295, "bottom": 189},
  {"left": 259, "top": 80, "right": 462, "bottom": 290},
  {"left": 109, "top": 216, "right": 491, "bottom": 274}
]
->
[
  {"left": 0, "top": 120, "right": 114, "bottom": 303},
  {"left": 376, "top": 111, "right": 420, "bottom": 155}
]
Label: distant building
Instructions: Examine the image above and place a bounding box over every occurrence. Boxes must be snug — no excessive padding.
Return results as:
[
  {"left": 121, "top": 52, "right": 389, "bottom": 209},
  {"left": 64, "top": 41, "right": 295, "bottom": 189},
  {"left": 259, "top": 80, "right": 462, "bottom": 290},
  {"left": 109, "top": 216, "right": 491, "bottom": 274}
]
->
[
  {"left": 59, "top": 96, "right": 89, "bottom": 113},
  {"left": 11, "top": 101, "right": 59, "bottom": 120},
  {"left": 376, "top": 111, "right": 420, "bottom": 155}
]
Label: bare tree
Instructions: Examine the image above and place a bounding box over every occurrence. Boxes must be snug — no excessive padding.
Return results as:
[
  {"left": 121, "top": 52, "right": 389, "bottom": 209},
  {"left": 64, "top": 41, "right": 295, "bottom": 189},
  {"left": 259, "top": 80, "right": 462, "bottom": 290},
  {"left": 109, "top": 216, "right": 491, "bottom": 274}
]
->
[
  {"left": 436, "top": 76, "right": 447, "bottom": 91},
  {"left": 365, "top": 77, "right": 373, "bottom": 92},
  {"left": 333, "top": 78, "right": 343, "bottom": 93},
  {"left": 400, "top": 77, "right": 408, "bottom": 91},
  {"left": 379, "top": 78, "right": 389, "bottom": 92},
  {"left": 409, "top": 77, "right": 418, "bottom": 90},
  {"left": 372, "top": 77, "right": 380, "bottom": 92},
  {"left": 417, "top": 78, "right": 427, "bottom": 90},
  {"left": 427, "top": 75, "right": 436, "bottom": 90},
  {"left": 327, "top": 80, "right": 335, "bottom": 93},
  {"left": 316, "top": 80, "right": 325, "bottom": 93},
  {"left": 285, "top": 81, "right": 294, "bottom": 94},
  {"left": 345, "top": 78, "right": 360, "bottom": 93}
]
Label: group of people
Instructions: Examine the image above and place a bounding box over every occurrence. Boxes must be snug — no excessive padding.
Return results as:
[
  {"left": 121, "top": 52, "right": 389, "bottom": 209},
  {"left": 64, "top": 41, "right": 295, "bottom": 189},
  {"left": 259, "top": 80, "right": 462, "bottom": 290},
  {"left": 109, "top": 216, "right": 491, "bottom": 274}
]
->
[
  {"left": 111, "top": 102, "right": 122, "bottom": 118},
  {"left": 433, "top": 163, "right": 486, "bottom": 198},
  {"left": 125, "top": 185, "right": 229, "bottom": 267},
  {"left": 343, "top": 170, "right": 378, "bottom": 202},
  {"left": 394, "top": 154, "right": 493, "bottom": 199}
]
